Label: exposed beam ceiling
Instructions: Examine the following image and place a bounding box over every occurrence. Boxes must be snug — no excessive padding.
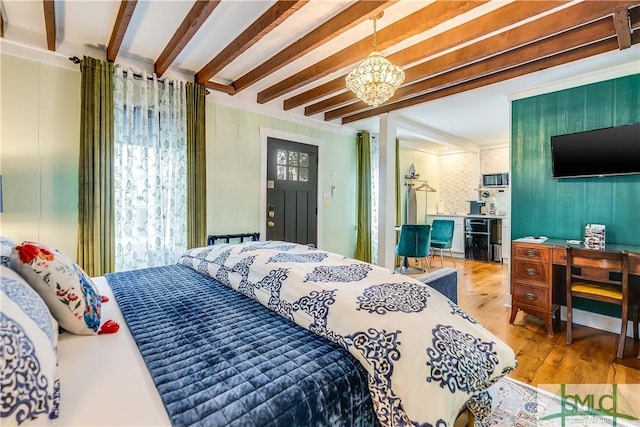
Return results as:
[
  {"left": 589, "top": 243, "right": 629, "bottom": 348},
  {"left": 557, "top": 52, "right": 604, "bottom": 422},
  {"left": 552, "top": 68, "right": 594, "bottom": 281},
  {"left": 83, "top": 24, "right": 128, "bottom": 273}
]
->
[
  {"left": 2, "top": 0, "right": 639, "bottom": 143},
  {"left": 107, "top": 0, "right": 137, "bottom": 63},
  {"left": 155, "top": 0, "right": 221, "bottom": 77},
  {"left": 196, "top": 0, "right": 307, "bottom": 85},
  {"left": 43, "top": 0, "right": 55, "bottom": 51}
]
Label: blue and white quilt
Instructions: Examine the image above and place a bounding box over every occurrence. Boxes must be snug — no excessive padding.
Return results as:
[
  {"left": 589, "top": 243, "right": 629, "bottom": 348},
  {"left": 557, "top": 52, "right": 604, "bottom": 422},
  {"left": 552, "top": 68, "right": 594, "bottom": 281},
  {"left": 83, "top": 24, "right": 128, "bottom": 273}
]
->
[{"left": 178, "top": 241, "right": 517, "bottom": 427}]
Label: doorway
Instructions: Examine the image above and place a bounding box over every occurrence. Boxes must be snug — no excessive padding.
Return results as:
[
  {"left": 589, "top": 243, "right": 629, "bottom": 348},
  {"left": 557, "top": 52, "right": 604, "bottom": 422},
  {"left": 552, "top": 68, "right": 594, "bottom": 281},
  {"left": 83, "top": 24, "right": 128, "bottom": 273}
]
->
[{"left": 265, "top": 137, "right": 318, "bottom": 246}]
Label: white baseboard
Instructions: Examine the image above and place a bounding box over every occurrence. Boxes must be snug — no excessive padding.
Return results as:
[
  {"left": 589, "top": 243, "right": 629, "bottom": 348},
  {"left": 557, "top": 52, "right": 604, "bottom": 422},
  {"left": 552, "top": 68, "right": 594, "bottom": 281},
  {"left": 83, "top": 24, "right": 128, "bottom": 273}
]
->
[{"left": 504, "top": 295, "right": 636, "bottom": 337}]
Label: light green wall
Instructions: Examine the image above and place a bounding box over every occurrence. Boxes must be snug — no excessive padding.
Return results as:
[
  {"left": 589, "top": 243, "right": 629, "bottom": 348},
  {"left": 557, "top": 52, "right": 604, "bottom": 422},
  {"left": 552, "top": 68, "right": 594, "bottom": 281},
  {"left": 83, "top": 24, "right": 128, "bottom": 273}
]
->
[
  {"left": 0, "top": 53, "right": 358, "bottom": 260},
  {"left": 0, "top": 54, "right": 80, "bottom": 258},
  {"left": 206, "top": 103, "right": 357, "bottom": 257}
]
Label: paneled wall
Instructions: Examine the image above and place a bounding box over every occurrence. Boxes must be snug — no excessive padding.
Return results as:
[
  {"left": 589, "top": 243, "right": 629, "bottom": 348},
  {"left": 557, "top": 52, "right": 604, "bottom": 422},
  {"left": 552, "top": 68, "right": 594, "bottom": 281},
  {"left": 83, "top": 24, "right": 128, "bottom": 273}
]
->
[
  {"left": 207, "top": 104, "right": 357, "bottom": 256},
  {"left": 511, "top": 74, "right": 640, "bottom": 245},
  {"left": 0, "top": 53, "right": 357, "bottom": 262},
  {"left": 0, "top": 54, "right": 81, "bottom": 258},
  {"left": 511, "top": 74, "right": 640, "bottom": 317}
]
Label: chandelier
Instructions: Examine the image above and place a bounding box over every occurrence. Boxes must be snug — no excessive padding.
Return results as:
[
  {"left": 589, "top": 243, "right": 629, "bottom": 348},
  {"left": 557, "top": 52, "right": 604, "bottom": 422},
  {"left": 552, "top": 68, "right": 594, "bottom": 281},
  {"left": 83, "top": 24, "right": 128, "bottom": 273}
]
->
[{"left": 345, "top": 13, "right": 405, "bottom": 107}]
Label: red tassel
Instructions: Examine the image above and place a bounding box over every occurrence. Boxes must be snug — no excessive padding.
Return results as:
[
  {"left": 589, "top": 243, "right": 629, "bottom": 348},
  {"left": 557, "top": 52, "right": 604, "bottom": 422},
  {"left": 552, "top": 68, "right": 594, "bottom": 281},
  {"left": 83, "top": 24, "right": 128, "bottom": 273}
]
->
[
  {"left": 98, "top": 320, "right": 120, "bottom": 334},
  {"left": 101, "top": 295, "right": 109, "bottom": 303}
]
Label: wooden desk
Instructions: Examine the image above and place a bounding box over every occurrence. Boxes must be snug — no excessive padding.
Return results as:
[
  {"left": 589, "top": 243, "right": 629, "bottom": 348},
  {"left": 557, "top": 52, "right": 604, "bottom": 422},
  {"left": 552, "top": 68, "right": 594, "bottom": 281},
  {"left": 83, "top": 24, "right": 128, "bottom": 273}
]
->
[{"left": 510, "top": 239, "right": 640, "bottom": 335}]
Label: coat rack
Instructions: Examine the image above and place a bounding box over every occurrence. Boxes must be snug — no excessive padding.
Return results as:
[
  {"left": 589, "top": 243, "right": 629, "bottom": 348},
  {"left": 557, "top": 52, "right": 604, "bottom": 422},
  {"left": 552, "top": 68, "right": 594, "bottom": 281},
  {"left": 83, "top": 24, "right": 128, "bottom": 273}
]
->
[{"left": 404, "top": 176, "right": 436, "bottom": 224}]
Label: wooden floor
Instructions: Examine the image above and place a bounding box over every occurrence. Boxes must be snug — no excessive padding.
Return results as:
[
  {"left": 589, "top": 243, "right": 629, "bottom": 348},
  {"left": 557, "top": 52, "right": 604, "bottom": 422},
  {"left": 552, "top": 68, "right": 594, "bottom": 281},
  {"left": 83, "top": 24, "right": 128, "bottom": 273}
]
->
[{"left": 410, "top": 256, "right": 640, "bottom": 386}]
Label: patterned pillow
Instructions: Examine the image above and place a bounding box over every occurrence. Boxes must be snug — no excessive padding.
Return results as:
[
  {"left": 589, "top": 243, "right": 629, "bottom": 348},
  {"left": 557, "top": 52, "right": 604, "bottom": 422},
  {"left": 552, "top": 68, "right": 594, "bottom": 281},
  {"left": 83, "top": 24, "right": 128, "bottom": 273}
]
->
[
  {"left": 1, "top": 266, "right": 60, "bottom": 426},
  {"left": 10, "top": 242, "right": 102, "bottom": 335},
  {"left": 0, "top": 236, "right": 17, "bottom": 268}
]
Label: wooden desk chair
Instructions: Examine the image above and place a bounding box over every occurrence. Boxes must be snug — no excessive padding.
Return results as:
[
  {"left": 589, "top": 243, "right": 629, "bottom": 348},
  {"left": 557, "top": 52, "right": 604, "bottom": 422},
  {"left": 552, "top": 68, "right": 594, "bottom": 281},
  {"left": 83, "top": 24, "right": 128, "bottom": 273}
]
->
[{"left": 566, "top": 247, "right": 639, "bottom": 359}]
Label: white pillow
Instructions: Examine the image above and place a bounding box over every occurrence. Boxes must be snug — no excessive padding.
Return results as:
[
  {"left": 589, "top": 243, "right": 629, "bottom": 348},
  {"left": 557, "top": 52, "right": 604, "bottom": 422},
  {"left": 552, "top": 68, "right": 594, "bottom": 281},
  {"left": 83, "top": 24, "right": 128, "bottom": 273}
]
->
[
  {"left": 10, "top": 242, "right": 102, "bottom": 335},
  {"left": 0, "top": 266, "right": 60, "bottom": 425}
]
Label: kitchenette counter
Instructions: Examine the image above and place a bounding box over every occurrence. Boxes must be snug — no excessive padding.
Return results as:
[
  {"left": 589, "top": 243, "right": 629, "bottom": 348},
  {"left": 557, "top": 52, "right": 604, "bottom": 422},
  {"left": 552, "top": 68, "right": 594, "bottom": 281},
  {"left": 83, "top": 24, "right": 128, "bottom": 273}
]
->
[{"left": 429, "top": 213, "right": 508, "bottom": 219}]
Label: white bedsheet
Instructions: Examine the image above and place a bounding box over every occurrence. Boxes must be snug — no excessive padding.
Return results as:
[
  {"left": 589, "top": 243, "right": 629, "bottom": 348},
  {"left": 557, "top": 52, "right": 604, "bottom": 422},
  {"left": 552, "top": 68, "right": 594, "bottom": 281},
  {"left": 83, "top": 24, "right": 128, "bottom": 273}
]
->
[{"left": 55, "top": 277, "right": 170, "bottom": 426}]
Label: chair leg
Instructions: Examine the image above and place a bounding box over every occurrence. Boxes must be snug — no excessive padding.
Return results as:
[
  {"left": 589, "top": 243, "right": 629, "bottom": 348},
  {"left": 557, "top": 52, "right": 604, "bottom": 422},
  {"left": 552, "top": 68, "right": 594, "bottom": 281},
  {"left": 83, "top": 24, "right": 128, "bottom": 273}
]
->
[
  {"left": 439, "top": 248, "right": 444, "bottom": 267},
  {"left": 448, "top": 248, "right": 456, "bottom": 267},
  {"left": 617, "top": 301, "right": 629, "bottom": 359},
  {"left": 566, "top": 293, "right": 573, "bottom": 345},
  {"left": 632, "top": 303, "right": 639, "bottom": 342}
]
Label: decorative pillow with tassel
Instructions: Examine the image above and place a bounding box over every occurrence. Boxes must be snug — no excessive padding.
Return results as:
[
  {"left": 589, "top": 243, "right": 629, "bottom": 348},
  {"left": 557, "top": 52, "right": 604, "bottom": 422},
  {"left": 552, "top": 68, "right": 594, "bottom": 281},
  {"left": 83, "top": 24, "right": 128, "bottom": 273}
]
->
[
  {"left": 10, "top": 242, "right": 102, "bottom": 335},
  {"left": 0, "top": 266, "right": 60, "bottom": 426}
]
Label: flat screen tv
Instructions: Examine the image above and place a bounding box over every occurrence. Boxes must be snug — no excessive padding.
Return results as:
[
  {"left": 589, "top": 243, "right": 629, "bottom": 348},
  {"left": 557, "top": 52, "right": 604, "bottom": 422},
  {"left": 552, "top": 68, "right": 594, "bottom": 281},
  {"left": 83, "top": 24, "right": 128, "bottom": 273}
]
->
[{"left": 551, "top": 123, "right": 640, "bottom": 178}]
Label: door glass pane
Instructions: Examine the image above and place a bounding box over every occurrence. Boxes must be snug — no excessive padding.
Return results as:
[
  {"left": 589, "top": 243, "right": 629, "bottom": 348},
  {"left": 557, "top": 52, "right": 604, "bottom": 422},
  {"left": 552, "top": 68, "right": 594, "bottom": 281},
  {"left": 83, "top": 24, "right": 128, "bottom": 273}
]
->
[
  {"left": 277, "top": 150, "right": 287, "bottom": 165},
  {"left": 299, "top": 167, "right": 308, "bottom": 182},
  {"left": 299, "top": 152, "right": 309, "bottom": 167},
  {"left": 277, "top": 165, "right": 287, "bottom": 180},
  {"left": 288, "top": 167, "right": 298, "bottom": 181},
  {"left": 288, "top": 151, "right": 298, "bottom": 166}
]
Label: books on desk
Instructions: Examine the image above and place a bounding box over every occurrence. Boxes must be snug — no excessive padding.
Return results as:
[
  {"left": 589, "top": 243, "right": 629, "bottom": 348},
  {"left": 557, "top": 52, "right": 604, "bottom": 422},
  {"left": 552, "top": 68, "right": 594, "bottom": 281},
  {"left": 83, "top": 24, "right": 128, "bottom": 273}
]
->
[{"left": 584, "top": 224, "right": 606, "bottom": 249}]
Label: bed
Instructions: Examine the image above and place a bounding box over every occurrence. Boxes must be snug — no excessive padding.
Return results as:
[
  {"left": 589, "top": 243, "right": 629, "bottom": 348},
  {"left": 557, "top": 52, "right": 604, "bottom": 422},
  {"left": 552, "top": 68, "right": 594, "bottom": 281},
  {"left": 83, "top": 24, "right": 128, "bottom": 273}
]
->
[{"left": 3, "top": 239, "right": 517, "bottom": 427}]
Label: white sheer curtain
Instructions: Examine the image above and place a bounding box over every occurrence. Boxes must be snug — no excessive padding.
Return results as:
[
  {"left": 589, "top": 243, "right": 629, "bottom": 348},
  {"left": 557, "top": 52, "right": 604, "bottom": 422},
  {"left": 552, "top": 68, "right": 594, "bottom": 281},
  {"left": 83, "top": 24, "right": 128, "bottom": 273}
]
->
[
  {"left": 370, "top": 134, "right": 380, "bottom": 265},
  {"left": 113, "top": 67, "right": 187, "bottom": 271}
]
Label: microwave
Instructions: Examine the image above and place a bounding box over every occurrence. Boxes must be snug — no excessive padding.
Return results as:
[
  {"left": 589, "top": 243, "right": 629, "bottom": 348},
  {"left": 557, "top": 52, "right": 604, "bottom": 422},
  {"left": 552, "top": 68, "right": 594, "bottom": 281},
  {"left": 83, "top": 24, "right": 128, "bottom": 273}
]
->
[{"left": 482, "top": 173, "right": 509, "bottom": 187}]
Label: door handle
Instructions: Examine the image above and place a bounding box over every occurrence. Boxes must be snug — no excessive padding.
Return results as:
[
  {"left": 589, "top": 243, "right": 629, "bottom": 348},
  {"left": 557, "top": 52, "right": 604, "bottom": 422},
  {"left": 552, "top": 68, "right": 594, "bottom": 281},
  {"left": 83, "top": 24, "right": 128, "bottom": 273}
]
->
[{"left": 267, "top": 220, "right": 275, "bottom": 228}]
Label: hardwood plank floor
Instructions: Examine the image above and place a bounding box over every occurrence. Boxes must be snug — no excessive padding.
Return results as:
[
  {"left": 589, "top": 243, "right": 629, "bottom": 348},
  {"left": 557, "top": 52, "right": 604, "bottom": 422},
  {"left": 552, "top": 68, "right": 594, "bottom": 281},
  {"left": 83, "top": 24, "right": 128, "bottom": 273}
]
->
[{"left": 408, "top": 256, "right": 640, "bottom": 385}]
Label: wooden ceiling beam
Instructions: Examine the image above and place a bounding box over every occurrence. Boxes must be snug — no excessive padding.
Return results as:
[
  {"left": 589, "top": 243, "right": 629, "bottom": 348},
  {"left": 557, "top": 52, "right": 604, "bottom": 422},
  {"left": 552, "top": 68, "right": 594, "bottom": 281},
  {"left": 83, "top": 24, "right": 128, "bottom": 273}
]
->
[
  {"left": 613, "top": 8, "right": 632, "bottom": 49},
  {"left": 329, "top": 17, "right": 615, "bottom": 120},
  {"left": 107, "top": 0, "right": 138, "bottom": 62},
  {"left": 196, "top": 1, "right": 306, "bottom": 84},
  {"left": 284, "top": 1, "right": 566, "bottom": 111},
  {"left": 340, "top": 31, "right": 622, "bottom": 125},
  {"left": 257, "top": 1, "right": 487, "bottom": 104},
  {"left": 202, "top": 80, "right": 236, "bottom": 95},
  {"left": 155, "top": 0, "right": 221, "bottom": 77},
  {"left": 231, "top": 0, "right": 394, "bottom": 94},
  {"left": 320, "top": 1, "right": 631, "bottom": 119},
  {"left": 43, "top": 0, "right": 55, "bottom": 51}
]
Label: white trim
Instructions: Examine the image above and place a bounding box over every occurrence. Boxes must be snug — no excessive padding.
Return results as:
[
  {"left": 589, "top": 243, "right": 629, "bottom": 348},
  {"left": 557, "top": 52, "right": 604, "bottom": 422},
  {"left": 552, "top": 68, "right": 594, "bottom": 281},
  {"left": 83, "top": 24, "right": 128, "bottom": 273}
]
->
[
  {"left": 259, "top": 127, "right": 324, "bottom": 249},
  {"left": 391, "top": 113, "right": 480, "bottom": 152},
  {"left": 507, "top": 61, "right": 640, "bottom": 101},
  {"left": 503, "top": 301, "right": 637, "bottom": 338},
  {"left": 559, "top": 306, "right": 637, "bottom": 338}
]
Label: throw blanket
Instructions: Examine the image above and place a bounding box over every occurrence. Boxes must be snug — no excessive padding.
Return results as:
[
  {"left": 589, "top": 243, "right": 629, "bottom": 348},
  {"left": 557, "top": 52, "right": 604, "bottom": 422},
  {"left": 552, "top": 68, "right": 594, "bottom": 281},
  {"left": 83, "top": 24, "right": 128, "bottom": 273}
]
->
[
  {"left": 178, "top": 242, "right": 517, "bottom": 427},
  {"left": 106, "top": 265, "right": 378, "bottom": 427}
]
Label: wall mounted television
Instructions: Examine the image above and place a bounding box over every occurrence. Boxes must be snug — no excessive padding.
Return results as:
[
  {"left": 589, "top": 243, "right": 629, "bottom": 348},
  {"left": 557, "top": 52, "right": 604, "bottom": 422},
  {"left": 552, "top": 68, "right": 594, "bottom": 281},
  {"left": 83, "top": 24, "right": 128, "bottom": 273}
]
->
[{"left": 551, "top": 123, "right": 640, "bottom": 178}]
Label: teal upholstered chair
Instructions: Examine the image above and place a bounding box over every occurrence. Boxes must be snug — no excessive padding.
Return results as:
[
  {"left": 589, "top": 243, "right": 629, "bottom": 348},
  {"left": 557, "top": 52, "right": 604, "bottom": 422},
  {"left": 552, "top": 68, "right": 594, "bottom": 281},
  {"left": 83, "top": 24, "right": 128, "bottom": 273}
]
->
[
  {"left": 430, "top": 219, "right": 456, "bottom": 267},
  {"left": 395, "top": 224, "right": 431, "bottom": 274}
]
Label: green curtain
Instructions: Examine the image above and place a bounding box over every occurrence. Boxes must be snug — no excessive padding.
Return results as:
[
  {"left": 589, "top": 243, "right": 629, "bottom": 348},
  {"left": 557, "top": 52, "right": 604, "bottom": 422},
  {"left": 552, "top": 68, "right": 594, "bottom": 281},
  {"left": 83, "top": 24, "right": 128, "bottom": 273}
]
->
[
  {"left": 77, "top": 56, "right": 115, "bottom": 276},
  {"left": 186, "top": 82, "right": 207, "bottom": 248},
  {"left": 395, "top": 138, "right": 401, "bottom": 226},
  {"left": 354, "top": 131, "right": 371, "bottom": 262}
]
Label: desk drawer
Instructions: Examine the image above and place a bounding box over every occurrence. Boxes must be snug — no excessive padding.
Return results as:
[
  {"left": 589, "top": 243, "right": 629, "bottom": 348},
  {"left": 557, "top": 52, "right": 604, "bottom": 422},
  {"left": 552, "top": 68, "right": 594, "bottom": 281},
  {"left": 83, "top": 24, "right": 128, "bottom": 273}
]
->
[
  {"left": 513, "top": 260, "right": 550, "bottom": 284},
  {"left": 513, "top": 283, "right": 550, "bottom": 310},
  {"left": 553, "top": 247, "right": 567, "bottom": 265},
  {"left": 514, "top": 244, "right": 551, "bottom": 262}
]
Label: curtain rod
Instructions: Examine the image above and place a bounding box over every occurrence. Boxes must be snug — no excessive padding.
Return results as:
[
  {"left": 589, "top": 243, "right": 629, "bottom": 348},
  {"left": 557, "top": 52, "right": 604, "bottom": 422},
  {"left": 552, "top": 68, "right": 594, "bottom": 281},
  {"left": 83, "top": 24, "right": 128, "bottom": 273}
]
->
[{"left": 68, "top": 56, "right": 210, "bottom": 94}]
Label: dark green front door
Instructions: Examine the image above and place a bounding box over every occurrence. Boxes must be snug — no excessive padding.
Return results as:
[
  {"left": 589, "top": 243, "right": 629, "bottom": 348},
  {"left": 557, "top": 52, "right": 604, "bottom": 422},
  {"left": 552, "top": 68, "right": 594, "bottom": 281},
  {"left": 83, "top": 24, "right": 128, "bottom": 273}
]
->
[{"left": 266, "top": 137, "right": 318, "bottom": 246}]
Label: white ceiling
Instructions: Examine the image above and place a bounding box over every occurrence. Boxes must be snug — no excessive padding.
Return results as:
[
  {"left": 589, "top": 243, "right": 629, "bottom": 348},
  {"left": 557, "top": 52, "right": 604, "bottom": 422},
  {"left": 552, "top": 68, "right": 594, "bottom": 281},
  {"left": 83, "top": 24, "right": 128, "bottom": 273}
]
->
[{"left": 1, "top": 0, "right": 638, "bottom": 153}]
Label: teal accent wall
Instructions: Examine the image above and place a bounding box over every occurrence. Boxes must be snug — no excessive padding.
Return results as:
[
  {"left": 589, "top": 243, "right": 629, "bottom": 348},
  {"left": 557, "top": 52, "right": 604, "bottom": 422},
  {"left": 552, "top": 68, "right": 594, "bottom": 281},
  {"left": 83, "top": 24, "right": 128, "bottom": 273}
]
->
[
  {"left": 512, "top": 74, "right": 640, "bottom": 244},
  {"left": 511, "top": 74, "right": 640, "bottom": 317}
]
